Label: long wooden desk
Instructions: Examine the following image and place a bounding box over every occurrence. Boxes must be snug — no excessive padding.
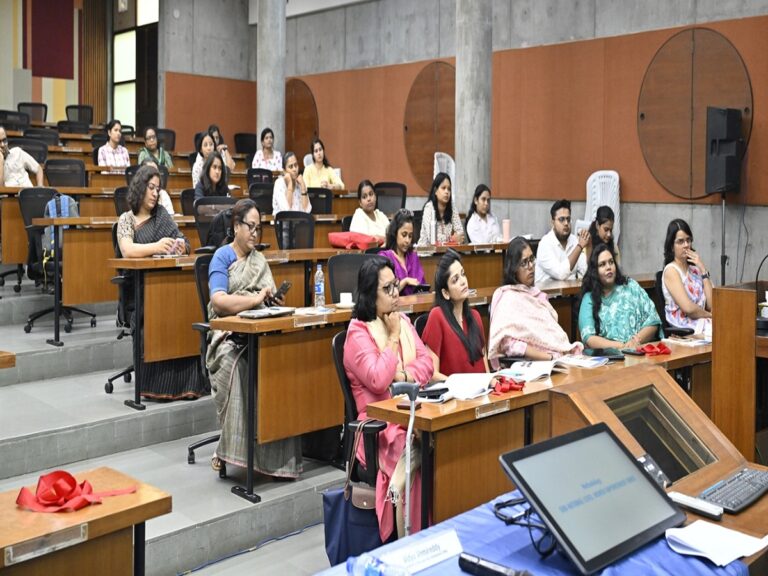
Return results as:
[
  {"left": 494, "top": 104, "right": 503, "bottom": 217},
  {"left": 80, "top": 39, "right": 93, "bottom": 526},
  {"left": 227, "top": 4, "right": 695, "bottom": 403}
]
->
[
  {"left": 0, "top": 466, "right": 170, "bottom": 576},
  {"left": 85, "top": 165, "right": 248, "bottom": 190},
  {"left": 0, "top": 351, "right": 15, "bottom": 369},
  {"left": 367, "top": 341, "right": 712, "bottom": 524}
]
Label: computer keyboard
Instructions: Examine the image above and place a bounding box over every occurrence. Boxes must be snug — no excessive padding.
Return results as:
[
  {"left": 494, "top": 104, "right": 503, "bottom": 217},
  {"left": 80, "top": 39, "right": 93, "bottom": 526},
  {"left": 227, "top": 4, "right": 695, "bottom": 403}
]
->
[{"left": 698, "top": 467, "right": 768, "bottom": 513}]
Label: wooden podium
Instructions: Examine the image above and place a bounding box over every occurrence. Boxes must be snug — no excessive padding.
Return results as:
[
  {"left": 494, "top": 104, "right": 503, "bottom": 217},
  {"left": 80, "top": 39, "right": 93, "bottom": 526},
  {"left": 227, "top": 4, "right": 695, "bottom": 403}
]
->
[{"left": 0, "top": 467, "right": 171, "bottom": 575}]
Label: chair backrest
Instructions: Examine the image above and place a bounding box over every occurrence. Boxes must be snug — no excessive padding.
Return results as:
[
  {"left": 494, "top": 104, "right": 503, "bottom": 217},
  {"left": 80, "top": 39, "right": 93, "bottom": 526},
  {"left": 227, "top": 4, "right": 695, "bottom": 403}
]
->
[
  {"left": 66, "top": 105, "right": 93, "bottom": 125},
  {"left": 194, "top": 253, "right": 214, "bottom": 323},
  {"left": 585, "top": 170, "right": 621, "bottom": 244},
  {"left": 374, "top": 181, "right": 407, "bottom": 217},
  {"left": 193, "top": 131, "right": 205, "bottom": 151},
  {"left": 18, "top": 102, "right": 47, "bottom": 122},
  {"left": 248, "top": 182, "right": 273, "bottom": 215},
  {"left": 91, "top": 133, "right": 109, "bottom": 149},
  {"left": 331, "top": 330, "right": 358, "bottom": 426},
  {"left": 328, "top": 254, "right": 370, "bottom": 303},
  {"left": 412, "top": 209, "right": 423, "bottom": 245},
  {"left": 24, "top": 127, "right": 59, "bottom": 146},
  {"left": 114, "top": 186, "right": 130, "bottom": 216},
  {"left": 111, "top": 222, "right": 134, "bottom": 328},
  {"left": 120, "top": 125, "right": 135, "bottom": 137},
  {"left": 274, "top": 211, "right": 315, "bottom": 249},
  {"left": 433, "top": 152, "right": 455, "bottom": 189},
  {"left": 0, "top": 110, "right": 30, "bottom": 130},
  {"left": 341, "top": 214, "right": 352, "bottom": 232},
  {"left": 180, "top": 188, "right": 196, "bottom": 216},
  {"left": 187, "top": 152, "right": 197, "bottom": 170},
  {"left": 247, "top": 167, "right": 273, "bottom": 186},
  {"left": 56, "top": 120, "right": 89, "bottom": 134},
  {"left": 306, "top": 187, "right": 332, "bottom": 214},
  {"left": 234, "top": 133, "right": 258, "bottom": 155},
  {"left": 193, "top": 196, "right": 239, "bottom": 246},
  {"left": 303, "top": 153, "right": 312, "bottom": 168},
  {"left": 155, "top": 128, "right": 176, "bottom": 151},
  {"left": 413, "top": 313, "right": 428, "bottom": 338},
  {"left": 125, "top": 164, "right": 140, "bottom": 185},
  {"left": 8, "top": 138, "right": 48, "bottom": 164},
  {"left": 18, "top": 188, "right": 57, "bottom": 279},
  {"left": 44, "top": 159, "right": 87, "bottom": 188}
]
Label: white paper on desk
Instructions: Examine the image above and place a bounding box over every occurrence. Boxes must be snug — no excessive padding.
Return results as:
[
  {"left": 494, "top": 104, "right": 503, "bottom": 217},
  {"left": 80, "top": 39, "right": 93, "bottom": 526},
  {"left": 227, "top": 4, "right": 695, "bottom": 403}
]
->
[
  {"left": 443, "top": 373, "right": 495, "bottom": 400},
  {"left": 293, "top": 306, "right": 334, "bottom": 315},
  {"left": 666, "top": 520, "right": 768, "bottom": 566},
  {"left": 499, "top": 361, "right": 556, "bottom": 382}
]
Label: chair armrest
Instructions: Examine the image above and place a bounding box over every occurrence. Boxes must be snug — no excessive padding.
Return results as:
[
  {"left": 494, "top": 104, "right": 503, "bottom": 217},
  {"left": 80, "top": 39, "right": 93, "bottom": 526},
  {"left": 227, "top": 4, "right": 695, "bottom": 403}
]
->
[
  {"left": 194, "top": 246, "right": 216, "bottom": 254},
  {"left": 192, "top": 322, "right": 210, "bottom": 333},
  {"left": 110, "top": 275, "right": 126, "bottom": 285},
  {"left": 665, "top": 326, "right": 695, "bottom": 337},
  {"left": 349, "top": 419, "right": 386, "bottom": 486}
]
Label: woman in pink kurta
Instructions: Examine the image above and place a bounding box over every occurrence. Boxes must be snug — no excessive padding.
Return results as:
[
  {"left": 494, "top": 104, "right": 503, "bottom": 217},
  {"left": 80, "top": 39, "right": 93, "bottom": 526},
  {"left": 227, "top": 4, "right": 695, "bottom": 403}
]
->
[{"left": 343, "top": 257, "right": 433, "bottom": 541}]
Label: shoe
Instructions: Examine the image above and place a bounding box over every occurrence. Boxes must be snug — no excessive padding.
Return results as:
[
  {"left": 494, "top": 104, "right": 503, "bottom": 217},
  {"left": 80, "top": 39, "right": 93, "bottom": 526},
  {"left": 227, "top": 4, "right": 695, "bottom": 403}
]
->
[{"left": 211, "top": 455, "right": 223, "bottom": 472}]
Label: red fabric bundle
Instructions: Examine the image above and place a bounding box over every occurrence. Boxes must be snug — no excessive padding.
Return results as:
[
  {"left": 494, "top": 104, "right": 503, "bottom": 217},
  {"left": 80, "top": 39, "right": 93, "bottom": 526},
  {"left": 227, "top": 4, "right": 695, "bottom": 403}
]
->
[
  {"left": 16, "top": 470, "right": 136, "bottom": 513},
  {"left": 328, "top": 231, "right": 381, "bottom": 250}
]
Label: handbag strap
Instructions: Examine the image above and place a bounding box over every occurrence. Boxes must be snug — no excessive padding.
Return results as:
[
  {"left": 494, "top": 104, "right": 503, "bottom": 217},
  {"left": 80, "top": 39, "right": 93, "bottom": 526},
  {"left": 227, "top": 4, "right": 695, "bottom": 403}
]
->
[{"left": 344, "top": 418, "right": 374, "bottom": 499}]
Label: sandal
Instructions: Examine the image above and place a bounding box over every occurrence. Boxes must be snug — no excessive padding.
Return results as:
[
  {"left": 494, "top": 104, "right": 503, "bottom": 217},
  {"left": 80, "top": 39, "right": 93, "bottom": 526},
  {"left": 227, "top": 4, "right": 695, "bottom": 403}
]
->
[{"left": 211, "top": 455, "right": 223, "bottom": 472}]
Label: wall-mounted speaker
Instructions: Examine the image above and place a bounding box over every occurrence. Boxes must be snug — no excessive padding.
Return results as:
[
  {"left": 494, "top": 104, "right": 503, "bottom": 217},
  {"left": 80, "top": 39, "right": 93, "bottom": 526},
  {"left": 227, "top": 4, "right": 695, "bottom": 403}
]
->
[{"left": 706, "top": 106, "right": 743, "bottom": 195}]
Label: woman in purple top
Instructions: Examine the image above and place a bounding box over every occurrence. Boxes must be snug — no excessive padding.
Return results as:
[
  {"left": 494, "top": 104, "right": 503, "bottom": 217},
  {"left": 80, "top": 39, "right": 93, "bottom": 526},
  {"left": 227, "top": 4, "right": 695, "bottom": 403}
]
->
[{"left": 379, "top": 209, "right": 426, "bottom": 296}]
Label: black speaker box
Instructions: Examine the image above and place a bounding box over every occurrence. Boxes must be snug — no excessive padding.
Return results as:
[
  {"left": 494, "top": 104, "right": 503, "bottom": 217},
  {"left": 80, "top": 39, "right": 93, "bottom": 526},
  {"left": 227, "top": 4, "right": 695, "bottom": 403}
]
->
[{"left": 706, "top": 106, "right": 743, "bottom": 195}]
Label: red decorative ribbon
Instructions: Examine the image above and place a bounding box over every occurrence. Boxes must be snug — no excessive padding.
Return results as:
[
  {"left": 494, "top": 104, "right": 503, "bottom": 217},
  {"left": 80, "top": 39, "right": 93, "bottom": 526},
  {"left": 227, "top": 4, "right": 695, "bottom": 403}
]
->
[
  {"left": 491, "top": 375, "right": 525, "bottom": 396},
  {"left": 639, "top": 342, "right": 671, "bottom": 356},
  {"left": 16, "top": 470, "right": 136, "bottom": 513}
]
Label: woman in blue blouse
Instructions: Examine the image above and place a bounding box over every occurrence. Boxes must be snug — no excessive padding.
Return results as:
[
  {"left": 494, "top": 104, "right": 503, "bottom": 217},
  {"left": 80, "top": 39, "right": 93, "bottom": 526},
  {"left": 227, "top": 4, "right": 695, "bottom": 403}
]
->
[{"left": 578, "top": 244, "right": 662, "bottom": 349}]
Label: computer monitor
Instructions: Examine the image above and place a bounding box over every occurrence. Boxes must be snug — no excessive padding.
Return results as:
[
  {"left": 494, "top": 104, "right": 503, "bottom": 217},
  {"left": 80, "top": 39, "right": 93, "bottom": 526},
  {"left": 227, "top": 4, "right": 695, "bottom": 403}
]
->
[{"left": 499, "top": 423, "right": 686, "bottom": 575}]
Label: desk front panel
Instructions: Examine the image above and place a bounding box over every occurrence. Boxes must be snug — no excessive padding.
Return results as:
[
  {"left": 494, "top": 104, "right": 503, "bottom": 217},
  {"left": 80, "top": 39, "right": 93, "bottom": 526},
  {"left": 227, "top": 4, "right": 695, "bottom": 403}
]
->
[
  {"left": 63, "top": 228, "right": 117, "bottom": 305},
  {"left": 269, "top": 260, "right": 308, "bottom": 308},
  {"left": 261, "top": 221, "right": 342, "bottom": 250},
  {"left": 0, "top": 197, "right": 26, "bottom": 264},
  {"left": 88, "top": 171, "right": 247, "bottom": 190},
  {"left": 257, "top": 325, "right": 344, "bottom": 443},
  {"left": 79, "top": 196, "right": 115, "bottom": 217},
  {"left": 144, "top": 269, "right": 202, "bottom": 362},
  {"left": 421, "top": 250, "right": 503, "bottom": 292}
]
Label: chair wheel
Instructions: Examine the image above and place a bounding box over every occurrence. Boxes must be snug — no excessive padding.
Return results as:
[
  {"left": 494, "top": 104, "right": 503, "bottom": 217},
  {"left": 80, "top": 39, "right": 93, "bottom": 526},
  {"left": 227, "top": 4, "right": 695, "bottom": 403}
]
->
[
  {"left": 188, "top": 451, "right": 196, "bottom": 464},
  {"left": 0, "top": 277, "right": 4, "bottom": 286},
  {"left": 219, "top": 462, "right": 227, "bottom": 478},
  {"left": 64, "top": 322, "right": 72, "bottom": 333},
  {"left": 90, "top": 318, "right": 97, "bottom": 327},
  {"left": 13, "top": 284, "right": 21, "bottom": 293},
  {"left": 124, "top": 373, "right": 131, "bottom": 383},
  {"left": 24, "top": 324, "right": 32, "bottom": 333},
  {"left": 105, "top": 381, "right": 114, "bottom": 393}
]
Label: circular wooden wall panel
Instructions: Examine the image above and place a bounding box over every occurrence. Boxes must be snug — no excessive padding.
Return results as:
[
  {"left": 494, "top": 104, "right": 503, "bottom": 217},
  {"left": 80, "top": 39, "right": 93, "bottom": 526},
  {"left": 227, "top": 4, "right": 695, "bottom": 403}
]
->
[
  {"left": 404, "top": 62, "right": 456, "bottom": 192},
  {"left": 638, "top": 28, "right": 752, "bottom": 200},
  {"left": 286, "top": 79, "right": 319, "bottom": 160}
]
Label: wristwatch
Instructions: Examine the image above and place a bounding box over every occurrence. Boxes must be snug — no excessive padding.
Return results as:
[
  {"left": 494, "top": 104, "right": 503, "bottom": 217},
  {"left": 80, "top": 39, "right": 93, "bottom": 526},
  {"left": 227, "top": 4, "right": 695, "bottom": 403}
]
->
[{"left": 701, "top": 271, "right": 711, "bottom": 280}]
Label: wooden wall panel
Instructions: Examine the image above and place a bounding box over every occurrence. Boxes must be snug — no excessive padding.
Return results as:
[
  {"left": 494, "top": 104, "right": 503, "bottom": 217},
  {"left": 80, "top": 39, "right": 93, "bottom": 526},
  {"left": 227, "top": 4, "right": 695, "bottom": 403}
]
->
[{"left": 81, "top": 0, "right": 107, "bottom": 124}]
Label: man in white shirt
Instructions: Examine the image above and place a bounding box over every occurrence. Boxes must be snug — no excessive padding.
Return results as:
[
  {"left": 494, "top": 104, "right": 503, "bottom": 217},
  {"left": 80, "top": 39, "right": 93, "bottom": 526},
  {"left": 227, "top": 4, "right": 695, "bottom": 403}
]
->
[
  {"left": 535, "top": 199, "right": 589, "bottom": 283},
  {"left": 0, "top": 126, "right": 44, "bottom": 187}
]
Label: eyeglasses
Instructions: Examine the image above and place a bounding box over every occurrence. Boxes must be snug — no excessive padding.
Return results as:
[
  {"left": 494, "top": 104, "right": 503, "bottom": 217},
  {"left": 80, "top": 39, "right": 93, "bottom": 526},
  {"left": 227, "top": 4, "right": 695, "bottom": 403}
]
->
[
  {"left": 242, "top": 220, "right": 262, "bottom": 235},
  {"left": 145, "top": 134, "right": 157, "bottom": 141},
  {"left": 146, "top": 182, "right": 159, "bottom": 191},
  {"left": 493, "top": 498, "right": 556, "bottom": 557},
  {"left": 380, "top": 281, "right": 400, "bottom": 296},
  {"left": 0, "top": 138, "right": 7, "bottom": 145},
  {"left": 555, "top": 216, "right": 571, "bottom": 224},
  {"left": 675, "top": 237, "right": 692, "bottom": 246},
  {"left": 519, "top": 255, "right": 536, "bottom": 269}
]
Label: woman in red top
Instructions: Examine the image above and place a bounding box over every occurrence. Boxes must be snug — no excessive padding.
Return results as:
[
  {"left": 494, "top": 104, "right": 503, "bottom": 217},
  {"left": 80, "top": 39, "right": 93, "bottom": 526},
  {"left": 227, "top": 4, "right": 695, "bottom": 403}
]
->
[{"left": 422, "top": 250, "right": 489, "bottom": 380}]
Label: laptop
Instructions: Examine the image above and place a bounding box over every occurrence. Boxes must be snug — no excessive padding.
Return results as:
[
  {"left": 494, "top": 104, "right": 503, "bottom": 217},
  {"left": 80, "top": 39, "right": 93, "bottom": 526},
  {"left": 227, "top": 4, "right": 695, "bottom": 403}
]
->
[
  {"left": 499, "top": 423, "right": 685, "bottom": 575},
  {"left": 237, "top": 306, "right": 295, "bottom": 320}
]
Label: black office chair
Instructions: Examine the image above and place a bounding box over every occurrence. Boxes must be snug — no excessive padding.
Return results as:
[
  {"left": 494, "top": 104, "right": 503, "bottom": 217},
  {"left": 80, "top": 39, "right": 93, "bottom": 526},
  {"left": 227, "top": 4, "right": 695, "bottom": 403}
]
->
[
  {"left": 414, "top": 313, "right": 428, "bottom": 338},
  {"left": 328, "top": 254, "right": 371, "bottom": 303},
  {"left": 341, "top": 215, "right": 353, "bottom": 232},
  {"left": 374, "top": 182, "right": 407, "bottom": 217},
  {"left": 248, "top": 182, "right": 273, "bottom": 215},
  {"left": 155, "top": 128, "right": 176, "bottom": 152},
  {"left": 193, "top": 197, "right": 238, "bottom": 246},
  {"left": 18, "top": 188, "right": 96, "bottom": 334},
  {"left": 105, "top": 222, "right": 134, "bottom": 394},
  {"left": 653, "top": 270, "right": 695, "bottom": 338},
  {"left": 114, "top": 187, "right": 130, "bottom": 216},
  {"left": 306, "top": 187, "right": 333, "bottom": 214},
  {"left": 246, "top": 167, "right": 273, "bottom": 186},
  {"left": 180, "top": 188, "right": 196, "bottom": 216},
  {"left": 91, "top": 132, "right": 109, "bottom": 150},
  {"left": 245, "top": 153, "right": 255, "bottom": 169},
  {"left": 186, "top": 253, "right": 227, "bottom": 478},
  {"left": 24, "top": 127, "right": 59, "bottom": 146},
  {"left": 66, "top": 105, "right": 93, "bottom": 125},
  {"left": 18, "top": 102, "right": 47, "bottom": 122},
  {"left": 0, "top": 110, "right": 30, "bottom": 130},
  {"left": 45, "top": 159, "right": 87, "bottom": 188},
  {"left": 124, "top": 165, "right": 139, "bottom": 185},
  {"left": 8, "top": 138, "right": 47, "bottom": 164},
  {"left": 187, "top": 152, "right": 197, "bottom": 170},
  {"left": 412, "top": 210, "right": 423, "bottom": 245},
  {"left": 234, "top": 133, "right": 258, "bottom": 155},
  {"left": 274, "top": 211, "right": 315, "bottom": 249},
  {"left": 56, "top": 120, "right": 89, "bottom": 135},
  {"left": 120, "top": 125, "right": 135, "bottom": 137}
]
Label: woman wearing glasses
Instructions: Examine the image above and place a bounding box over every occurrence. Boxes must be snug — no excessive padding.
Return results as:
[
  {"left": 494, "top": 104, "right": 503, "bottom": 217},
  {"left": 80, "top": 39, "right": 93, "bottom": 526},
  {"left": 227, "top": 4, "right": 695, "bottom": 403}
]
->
[
  {"left": 344, "top": 256, "right": 433, "bottom": 540},
  {"left": 116, "top": 165, "right": 206, "bottom": 401},
  {"left": 579, "top": 244, "right": 661, "bottom": 349},
  {"left": 380, "top": 209, "right": 426, "bottom": 295},
  {"left": 206, "top": 199, "right": 302, "bottom": 477},
  {"left": 488, "top": 237, "right": 582, "bottom": 367},
  {"left": 661, "top": 219, "right": 712, "bottom": 335},
  {"left": 137, "top": 127, "right": 173, "bottom": 168}
]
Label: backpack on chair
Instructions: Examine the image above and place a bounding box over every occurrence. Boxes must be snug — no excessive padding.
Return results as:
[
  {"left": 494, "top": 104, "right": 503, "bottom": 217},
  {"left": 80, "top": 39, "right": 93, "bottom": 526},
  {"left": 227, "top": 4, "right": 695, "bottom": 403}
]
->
[{"left": 42, "top": 193, "right": 79, "bottom": 257}]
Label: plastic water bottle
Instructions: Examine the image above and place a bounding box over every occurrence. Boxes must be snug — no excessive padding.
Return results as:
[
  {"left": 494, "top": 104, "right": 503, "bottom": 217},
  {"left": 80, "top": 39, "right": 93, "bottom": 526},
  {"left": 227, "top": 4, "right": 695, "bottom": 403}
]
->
[
  {"left": 346, "top": 553, "right": 408, "bottom": 575},
  {"left": 314, "top": 263, "right": 325, "bottom": 308}
]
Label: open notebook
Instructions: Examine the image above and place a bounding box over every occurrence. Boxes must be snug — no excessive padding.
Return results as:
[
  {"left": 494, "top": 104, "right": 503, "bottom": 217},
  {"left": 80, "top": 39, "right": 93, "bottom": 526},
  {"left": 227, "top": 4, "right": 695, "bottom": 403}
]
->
[{"left": 237, "top": 306, "right": 295, "bottom": 319}]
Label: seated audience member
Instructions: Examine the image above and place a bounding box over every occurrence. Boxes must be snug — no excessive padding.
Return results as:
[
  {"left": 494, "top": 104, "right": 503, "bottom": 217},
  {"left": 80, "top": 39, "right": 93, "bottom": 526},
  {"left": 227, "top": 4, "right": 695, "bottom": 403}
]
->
[
  {"left": 488, "top": 236, "right": 583, "bottom": 368},
  {"left": 343, "top": 256, "right": 433, "bottom": 540},
  {"left": 417, "top": 172, "right": 464, "bottom": 246},
  {"left": 207, "top": 124, "right": 236, "bottom": 173},
  {"left": 137, "top": 126, "right": 174, "bottom": 168},
  {"left": 117, "top": 165, "right": 206, "bottom": 400},
  {"left": 272, "top": 152, "right": 310, "bottom": 215},
  {"left": 191, "top": 131, "right": 216, "bottom": 187},
  {"left": 139, "top": 159, "right": 174, "bottom": 215},
  {"left": 349, "top": 179, "right": 389, "bottom": 240},
  {"left": 97, "top": 119, "right": 130, "bottom": 168},
  {"left": 194, "top": 151, "right": 229, "bottom": 201},
  {"left": 251, "top": 127, "right": 282, "bottom": 171},
  {"left": 0, "top": 125, "right": 43, "bottom": 186},
  {"left": 465, "top": 184, "right": 502, "bottom": 244},
  {"left": 206, "top": 199, "right": 302, "bottom": 477},
  {"left": 303, "top": 137, "right": 344, "bottom": 190},
  {"left": 422, "top": 250, "right": 488, "bottom": 380},
  {"left": 579, "top": 243, "right": 662, "bottom": 349},
  {"left": 662, "top": 218, "right": 712, "bottom": 335},
  {"left": 585, "top": 205, "right": 620, "bottom": 264},
  {"left": 379, "top": 210, "right": 425, "bottom": 296},
  {"left": 535, "top": 199, "right": 589, "bottom": 283}
]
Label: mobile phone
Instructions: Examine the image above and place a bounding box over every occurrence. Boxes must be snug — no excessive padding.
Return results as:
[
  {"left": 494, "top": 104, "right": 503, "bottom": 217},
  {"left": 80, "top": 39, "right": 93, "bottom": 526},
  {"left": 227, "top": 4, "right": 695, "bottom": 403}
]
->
[
  {"left": 414, "top": 283, "right": 432, "bottom": 293},
  {"left": 621, "top": 348, "right": 645, "bottom": 356},
  {"left": 418, "top": 386, "right": 448, "bottom": 399},
  {"left": 396, "top": 400, "right": 422, "bottom": 410},
  {"left": 272, "top": 280, "right": 292, "bottom": 301},
  {"left": 255, "top": 242, "right": 271, "bottom": 251}
]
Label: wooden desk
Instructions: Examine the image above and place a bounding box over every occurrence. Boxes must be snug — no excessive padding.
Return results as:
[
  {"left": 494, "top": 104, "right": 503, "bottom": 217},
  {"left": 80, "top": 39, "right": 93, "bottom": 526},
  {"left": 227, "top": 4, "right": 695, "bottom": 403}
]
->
[
  {"left": 59, "top": 133, "right": 144, "bottom": 153},
  {"left": 0, "top": 466, "right": 170, "bottom": 576},
  {"left": 85, "top": 166, "right": 248, "bottom": 190},
  {"left": 0, "top": 352, "right": 15, "bottom": 369}
]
